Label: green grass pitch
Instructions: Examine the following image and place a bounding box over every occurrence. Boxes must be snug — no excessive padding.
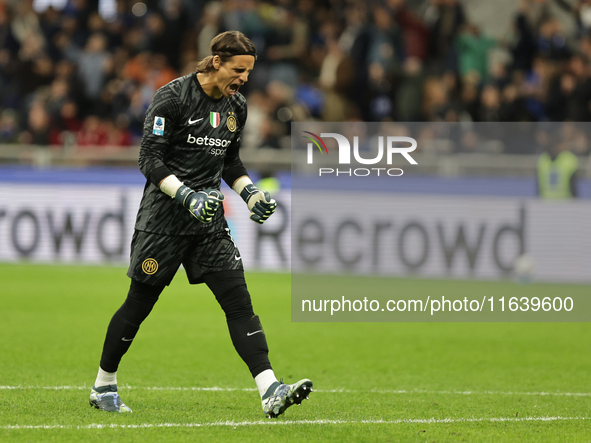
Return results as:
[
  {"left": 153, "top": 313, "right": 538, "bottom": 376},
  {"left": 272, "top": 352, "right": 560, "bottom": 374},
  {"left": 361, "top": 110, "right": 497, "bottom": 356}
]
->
[{"left": 0, "top": 263, "right": 589, "bottom": 442}]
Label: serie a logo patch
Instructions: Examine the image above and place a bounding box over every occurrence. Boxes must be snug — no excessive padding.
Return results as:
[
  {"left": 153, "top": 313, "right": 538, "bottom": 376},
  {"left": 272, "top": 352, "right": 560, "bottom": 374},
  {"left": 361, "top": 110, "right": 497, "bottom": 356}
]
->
[
  {"left": 153, "top": 117, "right": 165, "bottom": 135},
  {"left": 142, "top": 258, "right": 159, "bottom": 275}
]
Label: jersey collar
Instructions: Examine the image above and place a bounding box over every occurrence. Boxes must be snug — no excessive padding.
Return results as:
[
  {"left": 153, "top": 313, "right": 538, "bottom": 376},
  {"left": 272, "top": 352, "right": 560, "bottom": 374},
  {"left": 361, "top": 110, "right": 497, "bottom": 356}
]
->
[{"left": 193, "top": 73, "right": 225, "bottom": 103}]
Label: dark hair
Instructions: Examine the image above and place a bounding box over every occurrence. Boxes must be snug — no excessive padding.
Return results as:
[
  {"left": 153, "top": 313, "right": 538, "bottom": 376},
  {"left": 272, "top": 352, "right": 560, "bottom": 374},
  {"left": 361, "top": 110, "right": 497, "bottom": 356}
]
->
[{"left": 196, "top": 31, "right": 257, "bottom": 73}]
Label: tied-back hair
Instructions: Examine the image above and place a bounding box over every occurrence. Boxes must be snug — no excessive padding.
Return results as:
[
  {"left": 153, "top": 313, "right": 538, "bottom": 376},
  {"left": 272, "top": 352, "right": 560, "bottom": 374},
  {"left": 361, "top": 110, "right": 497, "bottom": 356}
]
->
[{"left": 196, "top": 31, "right": 257, "bottom": 73}]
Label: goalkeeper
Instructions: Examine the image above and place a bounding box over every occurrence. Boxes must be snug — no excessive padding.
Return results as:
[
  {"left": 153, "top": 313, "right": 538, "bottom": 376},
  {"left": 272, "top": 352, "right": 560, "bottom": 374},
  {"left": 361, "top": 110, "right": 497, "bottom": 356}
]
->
[{"left": 89, "top": 31, "right": 312, "bottom": 418}]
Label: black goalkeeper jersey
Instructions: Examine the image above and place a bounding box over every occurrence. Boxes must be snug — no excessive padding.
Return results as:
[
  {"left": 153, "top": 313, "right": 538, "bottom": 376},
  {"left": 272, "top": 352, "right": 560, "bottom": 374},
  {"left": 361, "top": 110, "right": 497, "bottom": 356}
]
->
[{"left": 134, "top": 73, "right": 248, "bottom": 235}]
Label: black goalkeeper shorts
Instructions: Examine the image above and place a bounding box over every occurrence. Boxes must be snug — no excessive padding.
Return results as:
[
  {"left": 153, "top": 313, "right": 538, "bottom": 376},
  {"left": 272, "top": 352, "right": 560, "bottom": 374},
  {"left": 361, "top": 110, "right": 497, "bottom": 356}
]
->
[{"left": 127, "top": 224, "right": 243, "bottom": 286}]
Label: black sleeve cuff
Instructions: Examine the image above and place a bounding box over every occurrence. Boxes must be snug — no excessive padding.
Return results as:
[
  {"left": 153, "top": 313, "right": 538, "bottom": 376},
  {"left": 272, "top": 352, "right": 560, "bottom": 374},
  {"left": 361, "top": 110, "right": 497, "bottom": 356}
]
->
[
  {"left": 223, "top": 165, "right": 248, "bottom": 188},
  {"left": 149, "top": 165, "right": 174, "bottom": 187}
]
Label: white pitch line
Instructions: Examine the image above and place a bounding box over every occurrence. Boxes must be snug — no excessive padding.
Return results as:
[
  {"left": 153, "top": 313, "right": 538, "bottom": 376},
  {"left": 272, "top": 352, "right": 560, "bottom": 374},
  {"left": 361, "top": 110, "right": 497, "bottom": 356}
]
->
[
  {"left": 0, "top": 386, "right": 257, "bottom": 392},
  {"left": 0, "top": 386, "right": 589, "bottom": 397},
  {"left": 0, "top": 416, "right": 588, "bottom": 430},
  {"left": 370, "top": 389, "right": 591, "bottom": 397}
]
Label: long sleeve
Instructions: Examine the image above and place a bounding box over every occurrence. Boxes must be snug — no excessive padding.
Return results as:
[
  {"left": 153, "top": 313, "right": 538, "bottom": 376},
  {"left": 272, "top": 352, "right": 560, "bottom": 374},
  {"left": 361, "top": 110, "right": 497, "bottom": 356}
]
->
[{"left": 138, "top": 87, "right": 182, "bottom": 186}]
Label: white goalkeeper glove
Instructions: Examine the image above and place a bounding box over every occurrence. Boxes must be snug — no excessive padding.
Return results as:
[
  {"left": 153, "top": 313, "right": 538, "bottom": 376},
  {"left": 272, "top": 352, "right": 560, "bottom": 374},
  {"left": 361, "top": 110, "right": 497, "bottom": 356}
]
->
[{"left": 239, "top": 183, "right": 277, "bottom": 224}]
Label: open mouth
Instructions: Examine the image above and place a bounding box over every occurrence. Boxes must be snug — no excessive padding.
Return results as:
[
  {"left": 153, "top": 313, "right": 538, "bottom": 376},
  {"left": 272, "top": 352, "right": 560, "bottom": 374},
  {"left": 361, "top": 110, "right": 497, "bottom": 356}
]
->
[{"left": 229, "top": 83, "right": 240, "bottom": 94}]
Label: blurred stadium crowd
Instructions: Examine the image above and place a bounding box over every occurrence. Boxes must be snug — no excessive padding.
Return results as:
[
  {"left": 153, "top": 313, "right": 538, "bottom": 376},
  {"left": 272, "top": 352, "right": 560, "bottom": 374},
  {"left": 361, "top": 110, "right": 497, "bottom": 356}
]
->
[{"left": 1, "top": 0, "right": 591, "bottom": 155}]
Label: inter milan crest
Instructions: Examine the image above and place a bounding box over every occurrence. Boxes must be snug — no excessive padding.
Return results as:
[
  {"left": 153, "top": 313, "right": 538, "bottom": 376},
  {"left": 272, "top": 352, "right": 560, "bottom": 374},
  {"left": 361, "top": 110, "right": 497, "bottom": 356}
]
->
[
  {"left": 227, "top": 111, "right": 237, "bottom": 132},
  {"left": 142, "top": 258, "right": 158, "bottom": 275},
  {"left": 210, "top": 111, "right": 220, "bottom": 128}
]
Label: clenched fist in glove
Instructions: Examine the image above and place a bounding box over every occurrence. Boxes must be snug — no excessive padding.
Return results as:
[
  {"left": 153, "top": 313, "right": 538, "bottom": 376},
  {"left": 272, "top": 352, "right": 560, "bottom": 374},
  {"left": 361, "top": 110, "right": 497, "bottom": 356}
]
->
[
  {"left": 239, "top": 183, "right": 277, "bottom": 224},
  {"left": 175, "top": 185, "right": 225, "bottom": 223}
]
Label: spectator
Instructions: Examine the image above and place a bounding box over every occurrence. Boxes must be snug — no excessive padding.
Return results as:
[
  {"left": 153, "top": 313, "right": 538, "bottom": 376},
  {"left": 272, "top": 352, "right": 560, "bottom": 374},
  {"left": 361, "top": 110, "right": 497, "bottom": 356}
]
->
[
  {"left": 455, "top": 23, "right": 497, "bottom": 83},
  {"left": 265, "top": 6, "right": 309, "bottom": 86},
  {"left": 499, "top": 83, "right": 531, "bottom": 121},
  {"left": 45, "top": 78, "right": 70, "bottom": 118},
  {"left": 537, "top": 18, "right": 571, "bottom": 61},
  {"left": 77, "top": 115, "right": 108, "bottom": 147},
  {"left": 478, "top": 84, "right": 502, "bottom": 121},
  {"left": 104, "top": 115, "right": 133, "bottom": 147},
  {"left": 22, "top": 99, "right": 51, "bottom": 145},
  {"left": 390, "top": 0, "right": 430, "bottom": 62},
  {"left": 16, "top": 50, "right": 54, "bottom": 99},
  {"left": 318, "top": 20, "right": 355, "bottom": 121},
  {"left": 49, "top": 99, "right": 83, "bottom": 145},
  {"left": 73, "top": 32, "right": 112, "bottom": 100},
  {"left": 0, "top": 109, "right": 20, "bottom": 144},
  {"left": 425, "top": 0, "right": 467, "bottom": 73}
]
